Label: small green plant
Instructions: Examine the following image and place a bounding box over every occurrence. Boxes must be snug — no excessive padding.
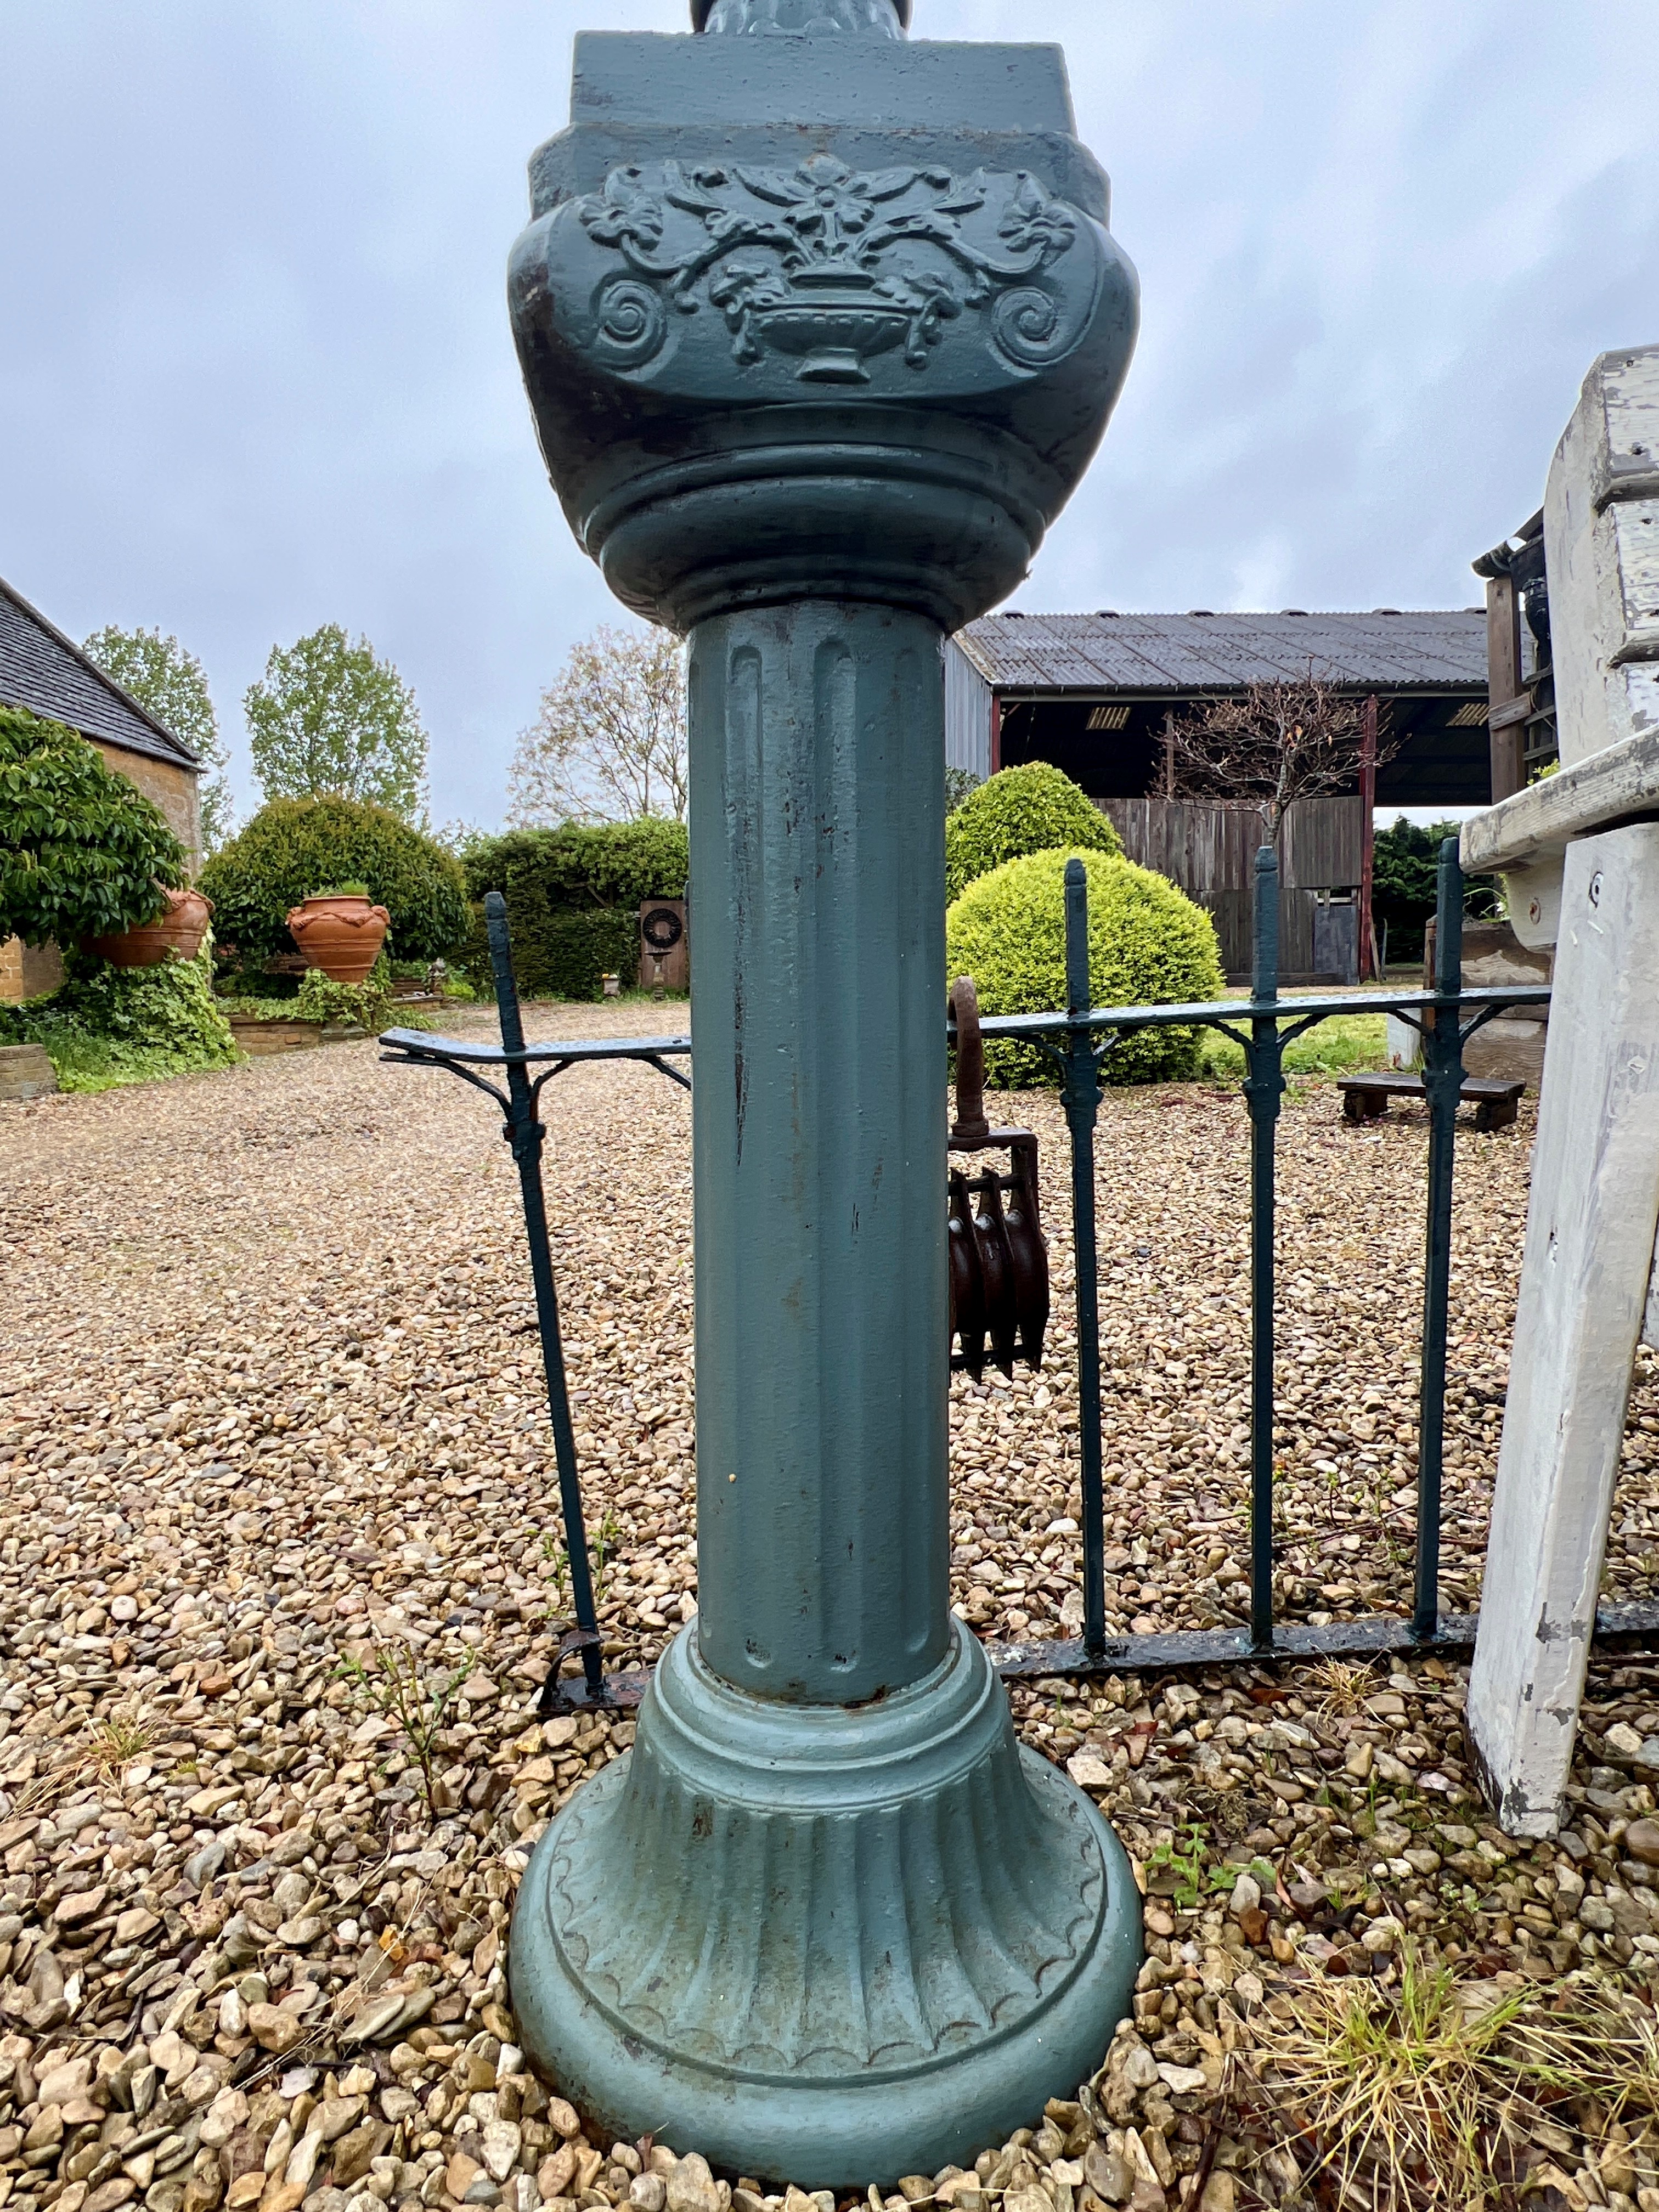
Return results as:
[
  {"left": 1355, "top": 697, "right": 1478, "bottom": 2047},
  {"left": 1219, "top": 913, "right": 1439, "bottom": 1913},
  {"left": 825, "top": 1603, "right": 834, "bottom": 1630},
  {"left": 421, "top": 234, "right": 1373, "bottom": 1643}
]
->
[
  {"left": 540, "top": 1527, "right": 572, "bottom": 1616},
  {"left": 337, "top": 1639, "right": 474, "bottom": 1810},
  {"left": 309, "top": 880, "right": 371, "bottom": 899},
  {"left": 591, "top": 1510, "right": 622, "bottom": 1609},
  {"left": 90, "top": 1707, "right": 155, "bottom": 1780},
  {"left": 1146, "top": 1821, "right": 1213, "bottom": 1910}
]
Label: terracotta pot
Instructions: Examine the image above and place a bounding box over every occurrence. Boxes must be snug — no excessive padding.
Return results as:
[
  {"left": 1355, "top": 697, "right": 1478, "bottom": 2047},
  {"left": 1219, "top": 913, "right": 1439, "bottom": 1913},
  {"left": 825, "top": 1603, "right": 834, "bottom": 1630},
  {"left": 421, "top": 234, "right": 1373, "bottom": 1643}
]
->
[
  {"left": 286, "top": 894, "right": 391, "bottom": 983},
  {"left": 90, "top": 885, "right": 214, "bottom": 969}
]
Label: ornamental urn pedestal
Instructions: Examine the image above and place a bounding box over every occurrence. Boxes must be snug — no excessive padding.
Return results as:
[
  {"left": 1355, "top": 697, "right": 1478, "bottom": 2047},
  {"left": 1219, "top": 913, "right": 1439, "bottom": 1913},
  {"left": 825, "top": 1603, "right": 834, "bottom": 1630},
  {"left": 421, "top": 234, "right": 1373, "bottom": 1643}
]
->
[{"left": 506, "top": 0, "right": 1143, "bottom": 2183}]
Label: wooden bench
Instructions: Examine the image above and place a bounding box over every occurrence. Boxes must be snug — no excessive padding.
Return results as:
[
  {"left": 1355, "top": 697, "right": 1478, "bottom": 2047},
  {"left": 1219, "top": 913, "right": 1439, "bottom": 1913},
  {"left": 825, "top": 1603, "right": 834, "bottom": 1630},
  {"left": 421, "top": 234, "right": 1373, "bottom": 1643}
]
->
[{"left": 1338, "top": 1071, "right": 1526, "bottom": 1132}]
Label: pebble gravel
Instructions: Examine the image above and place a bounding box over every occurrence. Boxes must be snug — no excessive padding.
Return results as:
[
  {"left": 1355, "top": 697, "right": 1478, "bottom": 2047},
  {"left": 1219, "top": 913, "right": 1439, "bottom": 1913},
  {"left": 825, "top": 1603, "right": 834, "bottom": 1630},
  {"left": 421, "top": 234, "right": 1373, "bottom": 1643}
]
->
[{"left": 4, "top": 1019, "right": 1659, "bottom": 2212}]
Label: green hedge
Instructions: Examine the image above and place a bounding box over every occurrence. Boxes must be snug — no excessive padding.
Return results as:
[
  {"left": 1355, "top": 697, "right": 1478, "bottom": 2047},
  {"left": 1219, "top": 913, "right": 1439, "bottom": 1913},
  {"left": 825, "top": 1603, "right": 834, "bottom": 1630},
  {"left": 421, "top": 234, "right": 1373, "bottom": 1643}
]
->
[
  {"left": 200, "top": 797, "right": 468, "bottom": 967},
  {"left": 944, "top": 762, "right": 1122, "bottom": 905},
  {"left": 0, "top": 949, "right": 238, "bottom": 1092},
  {"left": 945, "top": 847, "right": 1224, "bottom": 1086},
  {"left": 0, "top": 706, "right": 185, "bottom": 946},
  {"left": 462, "top": 822, "right": 689, "bottom": 1000}
]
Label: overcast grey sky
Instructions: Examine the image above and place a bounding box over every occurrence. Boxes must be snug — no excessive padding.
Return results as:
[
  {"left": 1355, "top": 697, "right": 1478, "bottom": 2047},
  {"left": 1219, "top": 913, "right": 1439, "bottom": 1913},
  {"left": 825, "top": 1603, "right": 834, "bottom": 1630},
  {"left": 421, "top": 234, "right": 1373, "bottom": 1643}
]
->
[{"left": 3, "top": 2, "right": 1654, "bottom": 830}]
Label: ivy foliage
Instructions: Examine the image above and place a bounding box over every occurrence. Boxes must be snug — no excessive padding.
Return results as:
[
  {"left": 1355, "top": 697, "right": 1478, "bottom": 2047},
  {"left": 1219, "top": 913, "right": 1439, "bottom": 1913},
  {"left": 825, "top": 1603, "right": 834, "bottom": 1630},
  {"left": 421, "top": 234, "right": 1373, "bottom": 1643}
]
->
[
  {"left": 945, "top": 846, "right": 1224, "bottom": 1087},
  {"left": 0, "top": 947, "right": 238, "bottom": 1093},
  {"left": 200, "top": 797, "right": 468, "bottom": 968},
  {"left": 0, "top": 706, "right": 185, "bottom": 947},
  {"left": 461, "top": 821, "right": 688, "bottom": 1000},
  {"left": 944, "top": 762, "right": 1122, "bottom": 905}
]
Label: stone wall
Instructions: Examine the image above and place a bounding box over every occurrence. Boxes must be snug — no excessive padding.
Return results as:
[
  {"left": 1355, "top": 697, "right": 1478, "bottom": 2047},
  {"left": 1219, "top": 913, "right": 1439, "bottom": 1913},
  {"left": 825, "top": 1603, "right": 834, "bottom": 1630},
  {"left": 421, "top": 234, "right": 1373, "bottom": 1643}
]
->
[{"left": 92, "top": 743, "right": 201, "bottom": 871}]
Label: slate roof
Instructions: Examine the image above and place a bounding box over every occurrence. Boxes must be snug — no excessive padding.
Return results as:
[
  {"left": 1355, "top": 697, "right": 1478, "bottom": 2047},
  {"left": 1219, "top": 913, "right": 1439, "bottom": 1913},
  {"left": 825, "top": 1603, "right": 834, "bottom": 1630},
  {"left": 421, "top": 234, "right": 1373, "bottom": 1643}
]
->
[
  {"left": 0, "top": 575, "right": 200, "bottom": 770},
  {"left": 956, "top": 609, "right": 1488, "bottom": 696}
]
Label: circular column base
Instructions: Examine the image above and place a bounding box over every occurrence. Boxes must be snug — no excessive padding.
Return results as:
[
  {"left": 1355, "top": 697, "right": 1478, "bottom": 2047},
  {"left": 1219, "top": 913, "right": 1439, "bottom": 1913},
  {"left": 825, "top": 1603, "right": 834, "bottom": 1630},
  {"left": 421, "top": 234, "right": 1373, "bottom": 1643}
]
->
[{"left": 509, "top": 1623, "right": 1142, "bottom": 2187}]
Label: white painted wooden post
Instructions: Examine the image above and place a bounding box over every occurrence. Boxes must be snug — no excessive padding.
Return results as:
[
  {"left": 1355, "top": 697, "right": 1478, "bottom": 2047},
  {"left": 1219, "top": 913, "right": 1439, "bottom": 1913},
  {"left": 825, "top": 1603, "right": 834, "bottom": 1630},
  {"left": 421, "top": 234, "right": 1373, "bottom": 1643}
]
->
[{"left": 1464, "top": 342, "right": 1659, "bottom": 1835}]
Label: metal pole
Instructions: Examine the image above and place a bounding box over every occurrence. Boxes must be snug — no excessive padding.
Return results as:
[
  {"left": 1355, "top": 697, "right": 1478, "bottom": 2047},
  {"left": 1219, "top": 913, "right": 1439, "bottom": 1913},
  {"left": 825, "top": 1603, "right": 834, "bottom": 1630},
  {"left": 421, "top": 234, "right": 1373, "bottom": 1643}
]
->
[
  {"left": 1413, "top": 840, "right": 1464, "bottom": 1640},
  {"left": 1244, "top": 846, "right": 1284, "bottom": 1651},
  {"left": 1358, "top": 696, "right": 1378, "bottom": 981},
  {"left": 484, "top": 891, "right": 603, "bottom": 1699},
  {"left": 1061, "top": 859, "right": 1107, "bottom": 1657}
]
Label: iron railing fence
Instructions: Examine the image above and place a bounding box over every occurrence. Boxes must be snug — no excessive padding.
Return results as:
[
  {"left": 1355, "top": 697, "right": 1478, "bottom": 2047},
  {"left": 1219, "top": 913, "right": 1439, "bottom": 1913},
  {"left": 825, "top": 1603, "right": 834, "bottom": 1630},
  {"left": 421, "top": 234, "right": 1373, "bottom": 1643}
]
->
[{"left": 381, "top": 848, "right": 1655, "bottom": 1716}]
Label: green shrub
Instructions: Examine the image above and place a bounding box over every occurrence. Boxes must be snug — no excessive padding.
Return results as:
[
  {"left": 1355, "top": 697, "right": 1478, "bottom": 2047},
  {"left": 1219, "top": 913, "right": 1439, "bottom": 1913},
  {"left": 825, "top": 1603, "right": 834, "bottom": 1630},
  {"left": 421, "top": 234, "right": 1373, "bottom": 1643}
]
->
[
  {"left": 461, "top": 821, "right": 689, "bottom": 999},
  {"left": 0, "top": 948, "right": 238, "bottom": 1092},
  {"left": 944, "top": 762, "right": 1122, "bottom": 905},
  {"left": 200, "top": 797, "right": 467, "bottom": 967},
  {"left": 295, "top": 966, "right": 395, "bottom": 1034},
  {"left": 945, "top": 847, "right": 1224, "bottom": 1086},
  {"left": 0, "top": 706, "right": 186, "bottom": 946}
]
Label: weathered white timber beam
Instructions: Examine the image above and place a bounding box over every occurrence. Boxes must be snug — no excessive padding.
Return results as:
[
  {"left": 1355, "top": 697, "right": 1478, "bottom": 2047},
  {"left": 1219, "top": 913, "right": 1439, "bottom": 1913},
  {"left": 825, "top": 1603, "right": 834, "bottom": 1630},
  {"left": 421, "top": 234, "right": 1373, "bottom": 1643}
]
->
[
  {"left": 1467, "top": 826, "right": 1659, "bottom": 1836},
  {"left": 1459, "top": 343, "right": 1659, "bottom": 950}
]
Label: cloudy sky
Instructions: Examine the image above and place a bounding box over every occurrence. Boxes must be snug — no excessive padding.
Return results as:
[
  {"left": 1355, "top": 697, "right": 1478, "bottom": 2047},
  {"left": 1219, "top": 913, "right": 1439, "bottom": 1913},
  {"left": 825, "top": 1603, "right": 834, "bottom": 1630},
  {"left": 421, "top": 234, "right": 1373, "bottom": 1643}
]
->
[{"left": 3, "top": 1, "right": 1654, "bottom": 830}]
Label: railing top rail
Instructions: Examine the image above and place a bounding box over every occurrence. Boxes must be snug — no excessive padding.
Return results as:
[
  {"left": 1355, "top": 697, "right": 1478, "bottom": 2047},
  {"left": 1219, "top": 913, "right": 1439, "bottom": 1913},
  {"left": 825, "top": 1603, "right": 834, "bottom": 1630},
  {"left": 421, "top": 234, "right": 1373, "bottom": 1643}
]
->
[
  {"left": 380, "top": 1028, "right": 693, "bottom": 1065},
  {"left": 960, "top": 983, "right": 1553, "bottom": 1041},
  {"left": 382, "top": 984, "right": 1553, "bottom": 1070}
]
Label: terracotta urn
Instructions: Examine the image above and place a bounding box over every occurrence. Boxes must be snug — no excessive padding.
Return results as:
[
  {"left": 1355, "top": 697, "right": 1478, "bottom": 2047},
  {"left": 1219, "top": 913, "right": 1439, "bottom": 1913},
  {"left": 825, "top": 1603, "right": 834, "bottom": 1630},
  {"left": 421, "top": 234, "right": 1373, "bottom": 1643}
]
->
[
  {"left": 286, "top": 893, "right": 391, "bottom": 983},
  {"left": 90, "top": 885, "right": 213, "bottom": 968}
]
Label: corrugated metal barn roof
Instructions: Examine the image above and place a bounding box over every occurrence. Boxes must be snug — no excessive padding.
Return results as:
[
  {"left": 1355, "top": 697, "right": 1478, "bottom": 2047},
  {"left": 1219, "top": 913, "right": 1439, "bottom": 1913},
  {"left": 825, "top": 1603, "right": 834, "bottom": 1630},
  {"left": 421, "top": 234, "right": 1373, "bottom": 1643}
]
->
[
  {"left": 0, "top": 576, "right": 200, "bottom": 769},
  {"left": 956, "top": 609, "right": 1487, "bottom": 694}
]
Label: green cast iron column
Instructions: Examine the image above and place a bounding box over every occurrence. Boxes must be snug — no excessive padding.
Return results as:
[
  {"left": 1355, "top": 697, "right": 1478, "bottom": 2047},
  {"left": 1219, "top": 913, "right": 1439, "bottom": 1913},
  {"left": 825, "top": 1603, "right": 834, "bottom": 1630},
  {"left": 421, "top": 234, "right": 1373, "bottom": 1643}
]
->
[
  {"left": 505, "top": 0, "right": 1146, "bottom": 2183},
  {"left": 689, "top": 602, "right": 949, "bottom": 1703}
]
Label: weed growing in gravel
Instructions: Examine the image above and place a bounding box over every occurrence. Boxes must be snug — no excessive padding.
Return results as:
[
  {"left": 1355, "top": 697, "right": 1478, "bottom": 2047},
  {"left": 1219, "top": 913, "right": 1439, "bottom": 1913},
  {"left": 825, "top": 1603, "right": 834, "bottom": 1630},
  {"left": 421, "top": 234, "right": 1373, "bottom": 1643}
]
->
[
  {"left": 337, "top": 1639, "right": 475, "bottom": 1812},
  {"left": 1145, "top": 1821, "right": 1242, "bottom": 1911},
  {"left": 1241, "top": 1950, "right": 1654, "bottom": 2212},
  {"left": 539, "top": 1524, "right": 576, "bottom": 1618},
  {"left": 591, "top": 1509, "right": 622, "bottom": 1607},
  {"left": 89, "top": 1706, "right": 154, "bottom": 1780}
]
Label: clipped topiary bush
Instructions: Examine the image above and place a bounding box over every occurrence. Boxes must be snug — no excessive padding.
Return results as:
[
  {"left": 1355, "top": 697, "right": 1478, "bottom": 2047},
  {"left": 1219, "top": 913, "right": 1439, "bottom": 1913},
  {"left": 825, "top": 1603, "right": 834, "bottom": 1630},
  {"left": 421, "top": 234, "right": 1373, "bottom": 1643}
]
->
[
  {"left": 0, "top": 706, "right": 186, "bottom": 947},
  {"left": 944, "top": 761, "right": 1122, "bottom": 905},
  {"left": 461, "top": 821, "right": 689, "bottom": 999},
  {"left": 946, "top": 847, "right": 1224, "bottom": 1086},
  {"left": 200, "top": 797, "right": 468, "bottom": 967}
]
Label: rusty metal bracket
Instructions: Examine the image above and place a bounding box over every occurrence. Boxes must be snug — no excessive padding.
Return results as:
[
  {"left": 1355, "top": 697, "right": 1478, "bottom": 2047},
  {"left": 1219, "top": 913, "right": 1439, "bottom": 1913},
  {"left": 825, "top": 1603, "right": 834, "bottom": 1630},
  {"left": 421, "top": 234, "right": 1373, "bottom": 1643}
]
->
[{"left": 947, "top": 977, "right": 1049, "bottom": 1380}]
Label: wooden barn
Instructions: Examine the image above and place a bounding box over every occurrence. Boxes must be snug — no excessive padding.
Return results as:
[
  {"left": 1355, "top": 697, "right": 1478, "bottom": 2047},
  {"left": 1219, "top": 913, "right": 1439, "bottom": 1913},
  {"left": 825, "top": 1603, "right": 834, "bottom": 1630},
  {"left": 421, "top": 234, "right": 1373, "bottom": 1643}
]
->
[{"left": 945, "top": 608, "right": 1501, "bottom": 981}]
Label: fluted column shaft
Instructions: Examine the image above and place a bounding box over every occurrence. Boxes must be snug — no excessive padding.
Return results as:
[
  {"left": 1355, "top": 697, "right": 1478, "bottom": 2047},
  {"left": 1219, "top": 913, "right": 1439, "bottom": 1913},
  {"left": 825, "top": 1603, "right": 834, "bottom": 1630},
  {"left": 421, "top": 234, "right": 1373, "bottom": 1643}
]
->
[{"left": 687, "top": 601, "right": 949, "bottom": 1705}]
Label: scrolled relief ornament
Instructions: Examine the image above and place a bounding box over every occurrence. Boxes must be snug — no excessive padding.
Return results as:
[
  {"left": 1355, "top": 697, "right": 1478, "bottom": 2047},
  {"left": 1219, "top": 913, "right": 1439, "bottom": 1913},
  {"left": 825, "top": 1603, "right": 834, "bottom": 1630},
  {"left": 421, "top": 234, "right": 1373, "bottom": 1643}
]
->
[{"left": 562, "top": 151, "right": 1100, "bottom": 387}]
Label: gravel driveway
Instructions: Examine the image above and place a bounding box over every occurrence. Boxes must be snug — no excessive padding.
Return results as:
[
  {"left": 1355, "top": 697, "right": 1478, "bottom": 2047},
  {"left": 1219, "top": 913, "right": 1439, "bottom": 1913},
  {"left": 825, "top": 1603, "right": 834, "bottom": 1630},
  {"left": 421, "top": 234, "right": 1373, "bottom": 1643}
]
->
[{"left": 3, "top": 1017, "right": 1658, "bottom": 2211}]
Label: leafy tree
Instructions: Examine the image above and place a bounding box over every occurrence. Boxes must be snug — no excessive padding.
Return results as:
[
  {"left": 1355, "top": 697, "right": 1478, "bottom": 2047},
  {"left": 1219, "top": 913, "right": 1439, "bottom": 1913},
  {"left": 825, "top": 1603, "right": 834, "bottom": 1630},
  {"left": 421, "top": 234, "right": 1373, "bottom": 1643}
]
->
[
  {"left": 1373, "top": 817, "right": 1498, "bottom": 966},
  {"left": 1166, "top": 672, "right": 1393, "bottom": 844},
  {"left": 510, "top": 625, "right": 687, "bottom": 826},
  {"left": 245, "top": 625, "right": 428, "bottom": 821},
  {"left": 0, "top": 707, "right": 185, "bottom": 947},
  {"left": 83, "top": 624, "right": 235, "bottom": 854}
]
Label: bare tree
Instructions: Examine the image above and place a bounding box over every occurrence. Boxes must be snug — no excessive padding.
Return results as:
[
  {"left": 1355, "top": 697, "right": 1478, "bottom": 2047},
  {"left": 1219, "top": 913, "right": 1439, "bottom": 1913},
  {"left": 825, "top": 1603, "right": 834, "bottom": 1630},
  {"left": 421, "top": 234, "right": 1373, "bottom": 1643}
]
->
[
  {"left": 509, "top": 625, "right": 687, "bottom": 826},
  {"left": 1164, "top": 668, "right": 1390, "bottom": 843}
]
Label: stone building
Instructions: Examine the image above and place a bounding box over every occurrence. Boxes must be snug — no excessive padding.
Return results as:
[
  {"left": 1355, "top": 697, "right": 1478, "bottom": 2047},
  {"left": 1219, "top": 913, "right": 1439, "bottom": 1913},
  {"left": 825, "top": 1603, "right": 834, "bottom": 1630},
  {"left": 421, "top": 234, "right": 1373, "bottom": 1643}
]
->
[{"left": 0, "top": 575, "right": 201, "bottom": 1001}]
